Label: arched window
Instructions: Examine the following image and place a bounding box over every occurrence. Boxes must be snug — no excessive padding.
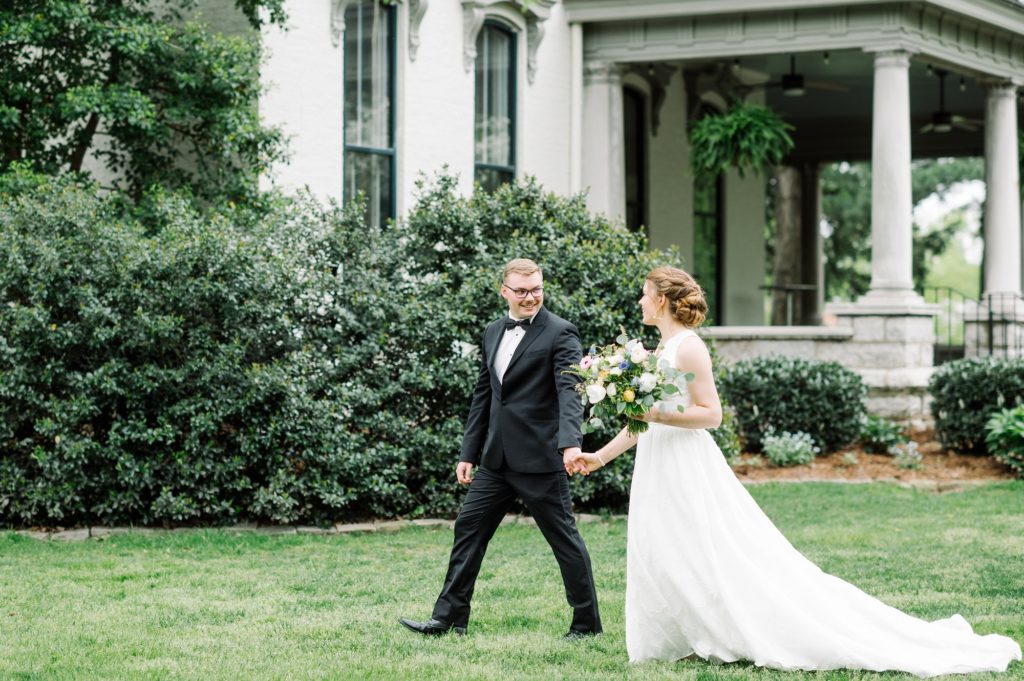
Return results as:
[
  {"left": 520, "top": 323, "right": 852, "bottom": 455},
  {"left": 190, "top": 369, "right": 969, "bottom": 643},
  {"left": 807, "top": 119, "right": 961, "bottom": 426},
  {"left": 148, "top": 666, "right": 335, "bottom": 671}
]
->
[
  {"left": 623, "top": 86, "right": 647, "bottom": 233},
  {"left": 343, "top": 0, "right": 396, "bottom": 227},
  {"left": 474, "top": 22, "right": 516, "bottom": 192}
]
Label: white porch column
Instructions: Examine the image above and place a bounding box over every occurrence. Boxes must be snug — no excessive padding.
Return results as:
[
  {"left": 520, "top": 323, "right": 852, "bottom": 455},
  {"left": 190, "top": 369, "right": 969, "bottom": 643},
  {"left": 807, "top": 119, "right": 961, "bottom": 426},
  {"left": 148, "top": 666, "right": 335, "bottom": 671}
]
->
[
  {"left": 581, "top": 61, "right": 625, "bottom": 221},
  {"left": 569, "top": 23, "right": 583, "bottom": 194},
  {"left": 864, "top": 50, "right": 919, "bottom": 304},
  {"left": 982, "top": 81, "right": 1022, "bottom": 297},
  {"left": 826, "top": 50, "right": 936, "bottom": 414}
]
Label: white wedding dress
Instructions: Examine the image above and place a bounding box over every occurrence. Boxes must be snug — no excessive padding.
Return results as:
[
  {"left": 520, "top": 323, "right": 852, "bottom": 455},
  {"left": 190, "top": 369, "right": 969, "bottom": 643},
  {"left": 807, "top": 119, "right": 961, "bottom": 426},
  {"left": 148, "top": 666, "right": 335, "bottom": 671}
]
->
[{"left": 625, "top": 329, "right": 1022, "bottom": 676}]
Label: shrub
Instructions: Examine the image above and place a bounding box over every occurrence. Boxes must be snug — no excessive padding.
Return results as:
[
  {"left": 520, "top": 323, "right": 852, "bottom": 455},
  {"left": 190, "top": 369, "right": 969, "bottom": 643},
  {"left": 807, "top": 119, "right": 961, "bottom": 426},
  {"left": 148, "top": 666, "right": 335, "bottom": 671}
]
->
[
  {"left": 719, "top": 356, "right": 866, "bottom": 452},
  {"left": 985, "top": 406, "right": 1024, "bottom": 478},
  {"left": 891, "top": 441, "right": 923, "bottom": 470},
  {"left": 762, "top": 429, "right": 819, "bottom": 467},
  {"left": 0, "top": 170, "right": 688, "bottom": 524},
  {"left": 711, "top": 404, "right": 742, "bottom": 462},
  {"left": 930, "top": 357, "right": 1024, "bottom": 454},
  {"left": 860, "top": 414, "right": 908, "bottom": 454},
  {"left": 0, "top": 175, "right": 433, "bottom": 525}
]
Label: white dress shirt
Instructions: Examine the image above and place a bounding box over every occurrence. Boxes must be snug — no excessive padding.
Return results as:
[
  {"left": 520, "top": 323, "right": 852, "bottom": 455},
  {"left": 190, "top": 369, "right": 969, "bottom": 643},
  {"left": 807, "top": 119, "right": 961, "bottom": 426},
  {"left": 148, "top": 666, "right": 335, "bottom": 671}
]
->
[{"left": 493, "top": 313, "right": 535, "bottom": 383}]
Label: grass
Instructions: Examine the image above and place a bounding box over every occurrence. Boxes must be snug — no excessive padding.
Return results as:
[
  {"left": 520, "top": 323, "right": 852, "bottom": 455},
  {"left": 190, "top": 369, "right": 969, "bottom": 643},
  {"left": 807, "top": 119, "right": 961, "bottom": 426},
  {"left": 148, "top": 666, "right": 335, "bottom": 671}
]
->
[{"left": 1, "top": 481, "right": 1022, "bottom": 680}]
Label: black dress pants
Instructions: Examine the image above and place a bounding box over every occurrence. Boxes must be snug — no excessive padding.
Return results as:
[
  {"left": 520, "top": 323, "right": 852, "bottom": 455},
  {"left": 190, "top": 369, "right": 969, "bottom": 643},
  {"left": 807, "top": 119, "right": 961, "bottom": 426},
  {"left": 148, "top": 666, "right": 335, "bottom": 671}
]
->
[{"left": 431, "top": 466, "right": 602, "bottom": 633}]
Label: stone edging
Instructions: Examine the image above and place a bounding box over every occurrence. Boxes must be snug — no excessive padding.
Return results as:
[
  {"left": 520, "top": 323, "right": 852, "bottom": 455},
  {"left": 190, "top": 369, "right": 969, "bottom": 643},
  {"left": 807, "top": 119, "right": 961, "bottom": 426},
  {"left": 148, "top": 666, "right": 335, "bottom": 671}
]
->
[
  {"left": 10, "top": 513, "right": 618, "bottom": 542},
  {"left": 8, "top": 480, "right": 996, "bottom": 542}
]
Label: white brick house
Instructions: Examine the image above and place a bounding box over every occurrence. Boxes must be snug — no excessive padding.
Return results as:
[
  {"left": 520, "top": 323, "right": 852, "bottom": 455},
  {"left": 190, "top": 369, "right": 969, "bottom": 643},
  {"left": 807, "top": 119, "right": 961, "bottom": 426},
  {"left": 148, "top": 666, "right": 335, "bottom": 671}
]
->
[{"left": 204, "top": 0, "right": 1024, "bottom": 417}]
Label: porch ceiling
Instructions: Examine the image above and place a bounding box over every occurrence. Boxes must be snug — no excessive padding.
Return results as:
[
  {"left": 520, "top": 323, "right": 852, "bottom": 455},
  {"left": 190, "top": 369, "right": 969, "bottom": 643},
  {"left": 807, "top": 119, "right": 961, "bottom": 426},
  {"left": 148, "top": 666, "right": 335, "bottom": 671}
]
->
[{"left": 569, "top": 0, "right": 1024, "bottom": 162}]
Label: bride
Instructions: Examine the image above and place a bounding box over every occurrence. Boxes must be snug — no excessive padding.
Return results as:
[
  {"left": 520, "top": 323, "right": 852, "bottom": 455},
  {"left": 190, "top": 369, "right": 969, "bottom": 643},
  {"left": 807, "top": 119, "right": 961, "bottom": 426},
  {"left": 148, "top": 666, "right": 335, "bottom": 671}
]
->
[{"left": 570, "top": 265, "right": 1021, "bottom": 676}]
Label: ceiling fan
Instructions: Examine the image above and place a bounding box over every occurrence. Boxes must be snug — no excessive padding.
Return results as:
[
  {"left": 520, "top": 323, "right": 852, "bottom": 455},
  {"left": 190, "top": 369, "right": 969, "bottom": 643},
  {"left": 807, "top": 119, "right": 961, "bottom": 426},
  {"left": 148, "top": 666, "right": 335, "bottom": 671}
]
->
[
  {"left": 920, "top": 70, "right": 980, "bottom": 134},
  {"left": 762, "top": 55, "right": 848, "bottom": 97}
]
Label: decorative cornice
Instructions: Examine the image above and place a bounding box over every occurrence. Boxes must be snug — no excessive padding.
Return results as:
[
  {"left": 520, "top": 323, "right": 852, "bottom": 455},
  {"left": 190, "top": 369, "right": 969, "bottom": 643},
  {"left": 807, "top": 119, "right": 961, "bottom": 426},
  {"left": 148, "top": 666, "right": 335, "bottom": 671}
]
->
[
  {"left": 581, "top": 4, "right": 1024, "bottom": 82},
  {"left": 461, "top": 2, "right": 487, "bottom": 72},
  {"left": 461, "top": 0, "right": 556, "bottom": 79},
  {"left": 409, "top": 0, "right": 428, "bottom": 61},
  {"left": 330, "top": 0, "right": 359, "bottom": 47}
]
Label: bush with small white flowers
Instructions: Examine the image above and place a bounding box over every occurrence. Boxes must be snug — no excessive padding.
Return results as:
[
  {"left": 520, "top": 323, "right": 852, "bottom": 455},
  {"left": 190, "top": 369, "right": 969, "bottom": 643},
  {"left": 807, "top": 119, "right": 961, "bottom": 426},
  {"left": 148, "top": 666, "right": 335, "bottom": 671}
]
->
[{"left": 762, "top": 429, "right": 820, "bottom": 467}]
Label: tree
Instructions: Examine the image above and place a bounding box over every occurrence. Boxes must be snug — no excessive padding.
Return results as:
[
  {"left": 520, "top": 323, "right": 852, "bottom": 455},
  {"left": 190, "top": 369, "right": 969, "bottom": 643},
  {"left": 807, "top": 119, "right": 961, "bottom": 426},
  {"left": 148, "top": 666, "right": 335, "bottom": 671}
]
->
[
  {"left": 820, "top": 157, "right": 983, "bottom": 300},
  {"left": 0, "top": 1, "right": 287, "bottom": 207}
]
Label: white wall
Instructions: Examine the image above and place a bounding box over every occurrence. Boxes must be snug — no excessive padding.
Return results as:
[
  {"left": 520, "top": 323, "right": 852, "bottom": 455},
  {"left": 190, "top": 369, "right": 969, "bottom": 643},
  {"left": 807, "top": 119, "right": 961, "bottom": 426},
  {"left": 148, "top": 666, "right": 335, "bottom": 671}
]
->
[
  {"left": 520, "top": 4, "right": 572, "bottom": 195},
  {"left": 646, "top": 70, "right": 693, "bottom": 268},
  {"left": 723, "top": 168, "right": 767, "bottom": 325},
  {"left": 259, "top": 0, "right": 343, "bottom": 200}
]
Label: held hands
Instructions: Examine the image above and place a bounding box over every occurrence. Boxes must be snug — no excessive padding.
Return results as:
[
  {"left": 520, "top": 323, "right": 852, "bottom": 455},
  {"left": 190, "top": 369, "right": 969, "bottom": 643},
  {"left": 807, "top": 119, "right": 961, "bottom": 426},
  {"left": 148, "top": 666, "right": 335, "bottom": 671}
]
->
[
  {"left": 562, "top": 447, "right": 587, "bottom": 476},
  {"left": 565, "top": 448, "right": 602, "bottom": 475}
]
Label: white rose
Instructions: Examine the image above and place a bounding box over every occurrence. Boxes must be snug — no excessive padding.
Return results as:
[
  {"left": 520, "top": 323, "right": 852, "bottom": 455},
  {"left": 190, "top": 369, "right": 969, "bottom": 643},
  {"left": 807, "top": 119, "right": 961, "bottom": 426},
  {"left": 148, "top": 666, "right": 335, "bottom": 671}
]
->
[
  {"left": 586, "top": 384, "right": 607, "bottom": 404},
  {"left": 624, "top": 339, "right": 641, "bottom": 353},
  {"left": 608, "top": 353, "right": 624, "bottom": 366},
  {"left": 609, "top": 367, "right": 623, "bottom": 376},
  {"left": 630, "top": 347, "right": 650, "bottom": 364},
  {"left": 638, "top": 372, "right": 658, "bottom": 392},
  {"left": 606, "top": 383, "right": 617, "bottom": 397}
]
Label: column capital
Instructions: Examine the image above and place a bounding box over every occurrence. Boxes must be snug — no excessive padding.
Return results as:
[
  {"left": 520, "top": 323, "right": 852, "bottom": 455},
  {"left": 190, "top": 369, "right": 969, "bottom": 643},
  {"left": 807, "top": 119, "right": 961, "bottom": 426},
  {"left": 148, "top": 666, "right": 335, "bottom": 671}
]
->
[
  {"left": 981, "top": 79, "right": 1021, "bottom": 97},
  {"left": 869, "top": 50, "right": 912, "bottom": 69},
  {"left": 583, "top": 60, "right": 624, "bottom": 86}
]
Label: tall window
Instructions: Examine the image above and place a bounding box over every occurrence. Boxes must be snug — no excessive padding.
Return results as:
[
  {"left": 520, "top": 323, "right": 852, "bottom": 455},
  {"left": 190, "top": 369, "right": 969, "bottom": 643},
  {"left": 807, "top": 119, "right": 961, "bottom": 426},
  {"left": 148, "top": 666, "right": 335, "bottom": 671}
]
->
[
  {"left": 623, "top": 86, "right": 646, "bottom": 233},
  {"left": 693, "top": 177, "right": 723, "bottom": 323},
  {"left": 344, "top": 1, "right": 395, "bottom": 227},
  {"left": 474, "top": 22, "right": 516, "bottom": 192}
]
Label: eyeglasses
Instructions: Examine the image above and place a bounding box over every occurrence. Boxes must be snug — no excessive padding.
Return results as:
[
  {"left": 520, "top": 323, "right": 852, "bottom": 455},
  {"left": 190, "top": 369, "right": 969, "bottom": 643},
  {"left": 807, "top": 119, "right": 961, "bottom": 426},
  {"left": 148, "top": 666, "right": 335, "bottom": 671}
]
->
[{"left": 503, "top": 284, "right": 544, "bottom": 300}]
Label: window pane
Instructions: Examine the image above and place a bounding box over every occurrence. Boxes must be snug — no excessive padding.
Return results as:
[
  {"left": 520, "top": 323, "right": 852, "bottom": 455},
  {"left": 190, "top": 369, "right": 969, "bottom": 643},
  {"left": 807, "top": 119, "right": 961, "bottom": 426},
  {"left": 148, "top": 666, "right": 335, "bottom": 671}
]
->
[
  {"left": 344, "top": 1, "right": 391, "bottom": 148},
  {"left": 623, "top": 87, "right": 645, "bottom": 232},
  {"left": 475, "top": 25, "right": 513, "bottom": 168},
  {"left": 693, "top": 179, "right": 720, "bottom": 322},
  {"left": 345, "top": 151, "right": 392, "bottom": 228},
  {"left": 475, "top": 166, "right": 513, "bottom": 193}
]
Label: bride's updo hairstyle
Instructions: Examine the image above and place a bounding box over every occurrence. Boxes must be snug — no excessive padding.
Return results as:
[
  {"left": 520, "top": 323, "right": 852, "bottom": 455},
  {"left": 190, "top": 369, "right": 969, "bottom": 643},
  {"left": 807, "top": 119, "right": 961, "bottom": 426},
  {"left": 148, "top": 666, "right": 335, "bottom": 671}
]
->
[{"left": 646, "top": 266, "right": 708, "bottom": 328}]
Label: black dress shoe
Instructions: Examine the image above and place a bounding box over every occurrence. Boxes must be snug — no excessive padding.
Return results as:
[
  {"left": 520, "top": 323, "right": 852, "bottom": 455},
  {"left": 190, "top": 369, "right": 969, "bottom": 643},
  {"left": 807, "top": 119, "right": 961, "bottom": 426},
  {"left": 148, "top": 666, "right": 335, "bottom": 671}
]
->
[
  {"left": 399, "top": 617, "right": 467, "bottom": 636},
  {"left": 563, "top": 630, "right": 599, "bottom": 641}
]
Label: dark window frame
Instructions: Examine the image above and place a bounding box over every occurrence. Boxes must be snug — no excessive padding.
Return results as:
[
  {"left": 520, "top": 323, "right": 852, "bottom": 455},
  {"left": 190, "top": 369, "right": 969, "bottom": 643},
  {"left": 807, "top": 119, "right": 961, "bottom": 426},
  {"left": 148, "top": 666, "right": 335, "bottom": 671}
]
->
[
  {"left": 474, "top": 20, "right": 517, "bottom": 192},
  {"left": 623, "top": 84, "right": 647, "bottom": 234},
  {"left": 693, "top": 174, "right": 724, "bottom": 324},
  {"left": 343, "top": 0, "right": 397, "bottom": 226}
]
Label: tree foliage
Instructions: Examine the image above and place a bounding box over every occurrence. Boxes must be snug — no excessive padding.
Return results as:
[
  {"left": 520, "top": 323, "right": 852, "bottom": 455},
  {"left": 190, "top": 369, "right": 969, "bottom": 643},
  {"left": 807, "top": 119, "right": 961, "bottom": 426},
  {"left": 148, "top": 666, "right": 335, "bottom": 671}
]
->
[
  {"left": 0, "top": 1, "right": 287, "bottom": 207},
  {"left": 820, "top": 158, "right": 983, "bottom": 300}
]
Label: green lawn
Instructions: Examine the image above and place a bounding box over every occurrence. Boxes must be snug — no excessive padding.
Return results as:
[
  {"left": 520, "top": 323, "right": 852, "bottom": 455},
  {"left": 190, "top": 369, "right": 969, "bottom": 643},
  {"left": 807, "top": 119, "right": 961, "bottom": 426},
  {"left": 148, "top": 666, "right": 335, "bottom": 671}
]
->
[{"left": 1, "top": 482, "right": 1022, "bottom": 680}]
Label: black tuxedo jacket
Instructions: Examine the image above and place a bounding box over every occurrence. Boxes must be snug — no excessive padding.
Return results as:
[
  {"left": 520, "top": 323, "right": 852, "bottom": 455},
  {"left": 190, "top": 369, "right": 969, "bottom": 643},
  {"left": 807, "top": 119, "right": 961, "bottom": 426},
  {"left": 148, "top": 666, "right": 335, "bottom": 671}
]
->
[{"left": 459, "top": 306, "right": 584, "bottom": 473}]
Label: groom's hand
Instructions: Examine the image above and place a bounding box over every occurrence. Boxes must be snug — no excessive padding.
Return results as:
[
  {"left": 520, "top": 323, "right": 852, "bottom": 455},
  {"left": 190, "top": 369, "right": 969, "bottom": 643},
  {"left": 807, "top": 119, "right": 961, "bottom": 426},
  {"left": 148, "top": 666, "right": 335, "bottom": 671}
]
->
[
  {"left": 456, "top": 462, "right": 474, "bottom": 485},
  {"left": 562, "top": 447, "right": 584, "bottom": 476}
]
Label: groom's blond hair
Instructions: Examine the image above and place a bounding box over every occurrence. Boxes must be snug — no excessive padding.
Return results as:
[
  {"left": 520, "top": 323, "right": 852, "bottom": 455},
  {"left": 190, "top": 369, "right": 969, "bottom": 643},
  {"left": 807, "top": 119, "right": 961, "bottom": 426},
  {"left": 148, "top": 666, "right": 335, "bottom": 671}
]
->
[{"left": 502, "top": 258, "right": 542, "bottom": 281}]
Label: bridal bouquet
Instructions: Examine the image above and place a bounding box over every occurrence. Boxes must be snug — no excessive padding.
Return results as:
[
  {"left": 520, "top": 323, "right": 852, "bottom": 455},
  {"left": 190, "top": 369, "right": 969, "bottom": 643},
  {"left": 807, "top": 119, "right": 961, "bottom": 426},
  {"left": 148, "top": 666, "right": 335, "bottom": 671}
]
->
[{"left": 567, "top": 330, "right": 692, "bottom": 436}]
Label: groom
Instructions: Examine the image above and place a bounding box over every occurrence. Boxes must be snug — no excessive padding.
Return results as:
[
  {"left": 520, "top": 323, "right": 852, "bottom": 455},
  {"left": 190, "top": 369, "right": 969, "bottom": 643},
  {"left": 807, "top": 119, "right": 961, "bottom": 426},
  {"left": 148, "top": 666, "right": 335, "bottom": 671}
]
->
[{"left": 400, "top": 258, "right": 602, "bottom": 639}]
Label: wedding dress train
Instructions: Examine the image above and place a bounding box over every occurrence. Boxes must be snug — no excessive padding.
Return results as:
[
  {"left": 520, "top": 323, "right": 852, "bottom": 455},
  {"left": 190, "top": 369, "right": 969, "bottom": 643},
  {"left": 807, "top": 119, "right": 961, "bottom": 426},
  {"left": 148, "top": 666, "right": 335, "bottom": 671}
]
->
[{"left": 625, "top": 330, "right": 1022, "bottom": 676}]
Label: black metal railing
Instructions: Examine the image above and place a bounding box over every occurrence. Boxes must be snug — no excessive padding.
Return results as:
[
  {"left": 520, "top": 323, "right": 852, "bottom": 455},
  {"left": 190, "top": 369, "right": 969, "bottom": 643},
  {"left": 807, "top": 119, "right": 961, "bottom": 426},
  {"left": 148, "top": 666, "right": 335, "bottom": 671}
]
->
[
  {"left": 924, "top": 287, "right": 1024, "bottom": 361},
  {"left": 971, "top": 291, "right": 1024, "bottom": 358},
  {"left": 922, "top": 286, "right": 968, "bottom": 364}
]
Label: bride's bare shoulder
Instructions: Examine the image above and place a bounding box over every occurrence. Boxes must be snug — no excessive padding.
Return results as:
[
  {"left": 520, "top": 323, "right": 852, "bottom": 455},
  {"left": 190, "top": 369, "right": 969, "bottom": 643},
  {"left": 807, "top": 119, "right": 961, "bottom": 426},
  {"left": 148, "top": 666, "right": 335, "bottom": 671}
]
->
[{"left": 674, "top": 333, "right": 711, "bottom": 370}]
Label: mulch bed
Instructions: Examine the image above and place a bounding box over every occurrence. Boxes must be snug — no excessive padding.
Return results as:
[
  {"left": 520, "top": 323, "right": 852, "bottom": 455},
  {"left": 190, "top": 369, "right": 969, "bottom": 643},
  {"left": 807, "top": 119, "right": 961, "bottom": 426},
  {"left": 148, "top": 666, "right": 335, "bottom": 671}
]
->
[{"left": 732, "top": 431, "right": 1016, "bottom": 483}]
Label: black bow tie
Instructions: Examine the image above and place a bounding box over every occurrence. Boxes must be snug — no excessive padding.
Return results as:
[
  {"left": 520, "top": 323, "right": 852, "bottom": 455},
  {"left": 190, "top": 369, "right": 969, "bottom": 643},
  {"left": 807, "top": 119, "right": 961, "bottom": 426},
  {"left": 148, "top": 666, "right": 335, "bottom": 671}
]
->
[{"left": 505, "top": 318, "right": 531, "bottom": 331}]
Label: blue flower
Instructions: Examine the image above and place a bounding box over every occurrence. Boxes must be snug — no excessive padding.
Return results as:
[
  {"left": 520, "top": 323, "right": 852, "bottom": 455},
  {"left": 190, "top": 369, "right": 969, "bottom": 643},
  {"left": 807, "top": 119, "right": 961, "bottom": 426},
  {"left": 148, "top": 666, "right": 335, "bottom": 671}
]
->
[{"left": 619, "top": 361, "right": 631, "bottom": 371}]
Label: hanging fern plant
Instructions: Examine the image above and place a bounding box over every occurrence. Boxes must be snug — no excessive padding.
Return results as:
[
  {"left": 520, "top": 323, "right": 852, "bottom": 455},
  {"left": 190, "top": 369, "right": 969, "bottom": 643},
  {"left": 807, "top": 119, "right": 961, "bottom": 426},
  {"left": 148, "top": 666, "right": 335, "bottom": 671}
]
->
[{"left": 689, "top": 99, "right": 795, "bottom": 185}]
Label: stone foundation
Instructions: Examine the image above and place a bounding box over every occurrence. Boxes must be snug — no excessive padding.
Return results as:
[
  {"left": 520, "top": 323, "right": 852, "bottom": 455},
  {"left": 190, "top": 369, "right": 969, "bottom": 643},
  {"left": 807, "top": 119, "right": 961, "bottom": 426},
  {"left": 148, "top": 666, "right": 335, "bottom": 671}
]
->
[{"left": 705, "top": 300, "right": 938, "bottom": 423}]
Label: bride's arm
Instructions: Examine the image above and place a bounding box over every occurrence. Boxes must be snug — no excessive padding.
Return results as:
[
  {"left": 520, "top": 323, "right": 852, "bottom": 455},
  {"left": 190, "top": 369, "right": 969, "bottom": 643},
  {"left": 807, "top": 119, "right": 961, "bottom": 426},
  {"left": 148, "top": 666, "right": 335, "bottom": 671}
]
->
[
  {"left": 642, "top": 336, "right": 722, "bottom": 430},
  {"left": 575, "top": 427, "right": 639, "bottom": 472}
]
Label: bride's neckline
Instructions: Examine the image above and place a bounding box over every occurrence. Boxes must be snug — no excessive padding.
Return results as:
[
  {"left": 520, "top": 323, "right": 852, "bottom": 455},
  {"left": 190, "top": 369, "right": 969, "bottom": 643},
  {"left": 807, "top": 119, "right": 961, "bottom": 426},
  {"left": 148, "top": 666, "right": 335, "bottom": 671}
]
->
[{"left": 655, "top": 328, "right": 691, "bottom": 355}]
